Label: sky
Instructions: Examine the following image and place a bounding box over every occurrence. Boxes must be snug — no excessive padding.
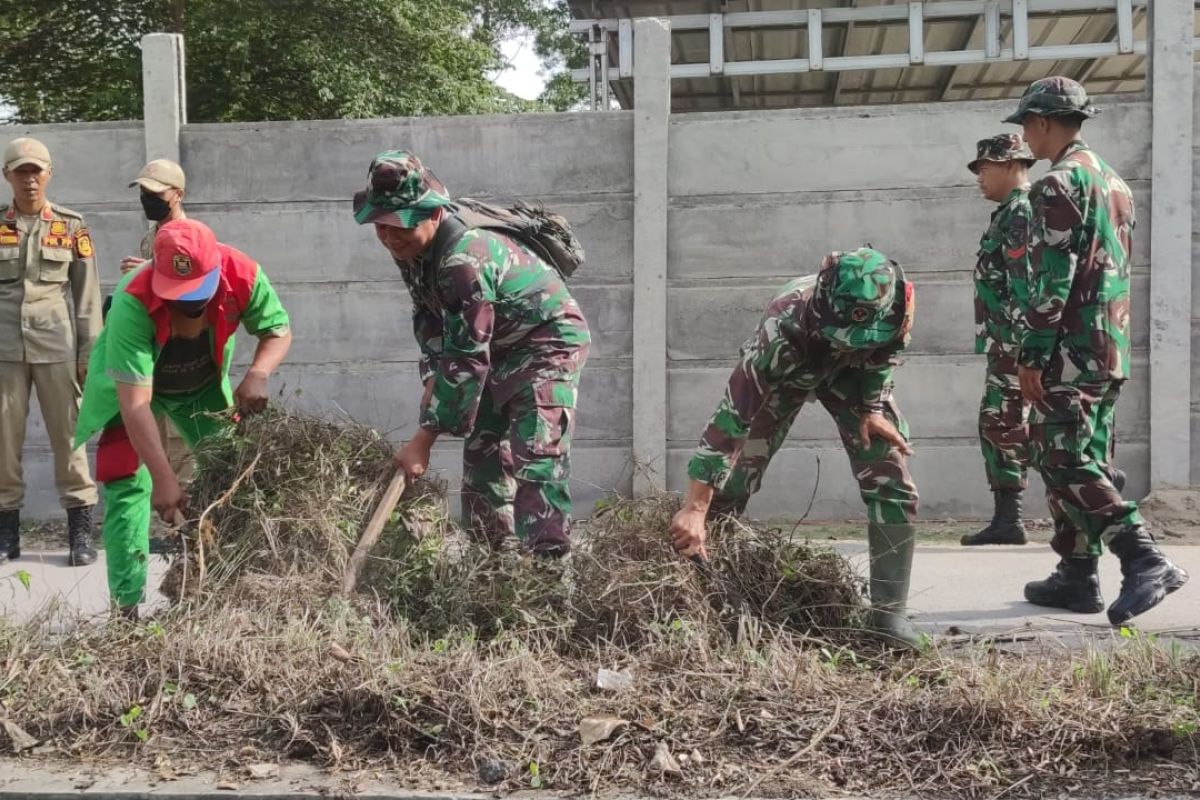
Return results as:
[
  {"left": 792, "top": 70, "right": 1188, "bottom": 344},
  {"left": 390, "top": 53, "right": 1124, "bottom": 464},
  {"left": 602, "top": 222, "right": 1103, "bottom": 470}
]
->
[{"left": 491, "top": 33, "right": 550, "bottom": 100}]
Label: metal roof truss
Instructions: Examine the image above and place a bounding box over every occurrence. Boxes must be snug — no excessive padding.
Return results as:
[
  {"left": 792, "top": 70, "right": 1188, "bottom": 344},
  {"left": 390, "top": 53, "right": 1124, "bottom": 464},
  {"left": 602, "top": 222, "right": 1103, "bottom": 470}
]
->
[{"left": 570, "top": 0, "right": 1177, "bottom": 109}]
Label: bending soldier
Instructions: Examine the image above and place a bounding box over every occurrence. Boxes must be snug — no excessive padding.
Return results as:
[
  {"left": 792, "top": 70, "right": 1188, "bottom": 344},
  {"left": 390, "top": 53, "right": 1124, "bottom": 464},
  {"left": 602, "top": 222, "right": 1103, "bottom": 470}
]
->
[
  {"left": 667, "top": 248, "right": 923, "bottom": 648},
  {"left": 354, "top": 151, "right": 590, "bottom": 558}
]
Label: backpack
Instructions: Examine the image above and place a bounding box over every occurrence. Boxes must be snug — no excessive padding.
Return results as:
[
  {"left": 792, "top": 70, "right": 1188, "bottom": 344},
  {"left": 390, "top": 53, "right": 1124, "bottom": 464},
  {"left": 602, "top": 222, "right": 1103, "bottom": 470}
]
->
[{"left": 427, "top": 198, "right": 585, "bottom": 280}]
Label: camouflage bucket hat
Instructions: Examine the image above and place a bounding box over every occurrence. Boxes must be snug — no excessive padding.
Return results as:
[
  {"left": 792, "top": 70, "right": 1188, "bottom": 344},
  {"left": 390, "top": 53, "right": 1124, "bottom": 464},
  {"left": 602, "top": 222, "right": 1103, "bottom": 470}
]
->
[
  {"left": 1004, "top": 76, "right": 1099, "bottom": 124},
  {"left": 968, "top": 133, "right": 1036, "bottom": 173},
  {"left": 815, "top": 247, "right": 909, "bottom": 350},
  {"left": 352, "top": 150, "right": 452, "bottom": 228}
]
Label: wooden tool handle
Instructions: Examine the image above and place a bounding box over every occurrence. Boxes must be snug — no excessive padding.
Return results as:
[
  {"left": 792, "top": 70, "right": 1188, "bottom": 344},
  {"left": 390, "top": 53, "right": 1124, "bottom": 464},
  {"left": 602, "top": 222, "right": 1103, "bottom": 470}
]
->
[{"left": 340, "top": 468, "right": 407, "bottom": 597}]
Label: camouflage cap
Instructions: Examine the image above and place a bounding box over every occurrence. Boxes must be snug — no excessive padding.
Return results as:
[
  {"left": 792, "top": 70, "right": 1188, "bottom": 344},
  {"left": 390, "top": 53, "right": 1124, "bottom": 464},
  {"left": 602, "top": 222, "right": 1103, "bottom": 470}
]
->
[
  {"left": 352, "top": 150, "right": 451, "bottom": 228},
  {"left": 814, "top": 247, "right": 910, "bottom": 350},
  {"left": 968, "top": 133, "right": 1036, "bottom": 173},
  {"left": 1004, "top": 76, "right": 1099, "bottom": 124}
]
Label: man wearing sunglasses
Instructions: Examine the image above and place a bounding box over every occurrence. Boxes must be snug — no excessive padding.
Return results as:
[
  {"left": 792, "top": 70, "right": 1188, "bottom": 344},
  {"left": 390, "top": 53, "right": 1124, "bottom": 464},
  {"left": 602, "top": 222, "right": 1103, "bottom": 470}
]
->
[{"left": 75, "top": 219, "right": 291, "bottom": 618}]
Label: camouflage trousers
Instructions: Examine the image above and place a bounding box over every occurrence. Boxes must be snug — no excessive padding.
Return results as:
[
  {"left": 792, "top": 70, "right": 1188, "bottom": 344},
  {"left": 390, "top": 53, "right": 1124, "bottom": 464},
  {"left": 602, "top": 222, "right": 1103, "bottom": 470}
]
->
[
  {"left": 1028, "top": 379, "right": 1141, "bottom": 558},
  {"left": 709, "top": 375, "right": 919, "bottom": 525},
  {"left": 460, "top": 384, "right": 576, "bottom": 555},
  {"left": 978, "top": 351, "right": 1030, "bottom": 491}
]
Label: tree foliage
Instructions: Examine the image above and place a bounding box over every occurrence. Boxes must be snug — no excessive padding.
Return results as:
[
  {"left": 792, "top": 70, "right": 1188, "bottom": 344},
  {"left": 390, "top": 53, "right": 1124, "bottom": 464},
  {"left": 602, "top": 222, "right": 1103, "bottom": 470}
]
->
[{"left": 0, "top": 0, "right": 582, "bottom": 123}]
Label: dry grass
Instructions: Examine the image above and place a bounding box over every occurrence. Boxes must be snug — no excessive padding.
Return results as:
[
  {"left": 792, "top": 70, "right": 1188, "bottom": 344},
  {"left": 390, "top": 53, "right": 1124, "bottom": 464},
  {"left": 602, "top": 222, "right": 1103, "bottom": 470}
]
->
[{"left": 1, "top": 409, "right": 1198, "bottom": 798}]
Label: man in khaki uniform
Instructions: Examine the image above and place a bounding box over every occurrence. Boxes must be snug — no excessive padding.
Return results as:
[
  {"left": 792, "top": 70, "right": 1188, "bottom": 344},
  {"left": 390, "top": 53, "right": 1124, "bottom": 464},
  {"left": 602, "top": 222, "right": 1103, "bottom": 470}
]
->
[
  {"left": 0, "top": 137, "right": 101, "bottom": 566},
  {"left": 119, "top": 159, "right": 192, "bottom": 485}
]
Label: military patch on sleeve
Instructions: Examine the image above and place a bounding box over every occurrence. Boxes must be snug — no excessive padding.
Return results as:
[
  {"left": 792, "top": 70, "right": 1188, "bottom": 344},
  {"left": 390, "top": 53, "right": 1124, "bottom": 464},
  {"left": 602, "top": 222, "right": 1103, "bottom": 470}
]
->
[
  {"left": 49, "top": 220, "right": 68, "bottom": 236},
  {"left": 74, "top": 230, "right": 94, "bottom": 259},
  {"left": 0, "top": 225, "right": 17, "bottom": 246}
]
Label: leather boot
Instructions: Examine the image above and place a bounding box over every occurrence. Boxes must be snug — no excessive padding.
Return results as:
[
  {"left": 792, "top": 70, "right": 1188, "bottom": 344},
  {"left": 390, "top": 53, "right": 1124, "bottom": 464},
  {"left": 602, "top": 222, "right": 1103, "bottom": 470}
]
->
[
  {"left": 67, "top": 505, "right": 98, "bottom": 567},
  {"left": 0, "top": 509, "right": 20, "bottom": 565},
  {"left": 1024, "top": 556, "right": 1104, "bottom": 613},
  {"left": 961, "top": 489, "right": 1028, "bottom": 546},
  {"left": 867, "top": 522, "right": 923, "bottom": 649},
  {"left": 1106, "top": 524, "right": 1188, "bottom": 626}
]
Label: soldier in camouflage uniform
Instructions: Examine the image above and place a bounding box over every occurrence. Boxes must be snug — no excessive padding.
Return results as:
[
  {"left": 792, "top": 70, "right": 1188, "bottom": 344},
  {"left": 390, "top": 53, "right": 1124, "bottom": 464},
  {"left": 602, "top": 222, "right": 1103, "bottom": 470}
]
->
[
  {"left": 354, "top": 151, "right": 590, "bottom": 558},
  {"left": 961, "top": 134, "right": 1036, "bottom": 547},
  {"left": 668, "top": 248, "right": 923, "bottom": 647},
  {"left": 1007, "top": 77, "right": 1187, "bottom": 624}
]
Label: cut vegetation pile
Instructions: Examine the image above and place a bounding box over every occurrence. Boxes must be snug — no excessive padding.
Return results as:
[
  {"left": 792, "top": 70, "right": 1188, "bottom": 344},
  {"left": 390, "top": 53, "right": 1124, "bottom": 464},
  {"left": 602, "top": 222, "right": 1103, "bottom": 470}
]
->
[{"left": 1, "top": 409, "right": 1197, "bottom": 798}]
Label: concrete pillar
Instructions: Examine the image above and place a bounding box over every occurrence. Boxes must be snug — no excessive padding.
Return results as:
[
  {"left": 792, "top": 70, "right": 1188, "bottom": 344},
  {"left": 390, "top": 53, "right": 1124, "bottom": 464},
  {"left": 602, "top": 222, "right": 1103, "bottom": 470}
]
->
[
  {"left": 631, "top": 18, "right": 671, "bottom": 494},
  {"left": 1148, "top": 2, "right": 1193, "bottom": 487},
  {"left": 140, "top": 33, "right": 187, "bottom": 163}
]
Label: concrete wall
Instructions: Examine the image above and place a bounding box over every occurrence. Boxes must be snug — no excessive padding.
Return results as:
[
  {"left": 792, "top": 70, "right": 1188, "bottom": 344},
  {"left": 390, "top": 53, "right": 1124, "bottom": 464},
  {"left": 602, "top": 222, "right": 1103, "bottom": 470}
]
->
[{"left": 9, "top": 58, "right": 1191, "bottom": 526}]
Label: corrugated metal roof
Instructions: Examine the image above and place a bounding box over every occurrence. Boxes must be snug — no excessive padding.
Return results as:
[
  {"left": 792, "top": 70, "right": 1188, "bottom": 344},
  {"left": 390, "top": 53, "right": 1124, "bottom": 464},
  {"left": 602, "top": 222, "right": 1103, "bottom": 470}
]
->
[{"left": 568, "top": 0, "right": 1183, "bottom": 111}]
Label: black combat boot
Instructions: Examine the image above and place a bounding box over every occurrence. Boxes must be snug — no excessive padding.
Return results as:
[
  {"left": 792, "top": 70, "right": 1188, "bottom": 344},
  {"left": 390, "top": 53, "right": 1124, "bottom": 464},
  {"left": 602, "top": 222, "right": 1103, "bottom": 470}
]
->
[
  {"left": 1024, "top": 556, "right": 1104, "bottom": 613},
  {"left": 961, "top": 489, "right": 1028, "bottom": 546},
  {"left": 0, "top": 509, "right": 19, "bottom": 565},
  {"left": 67, "top": 505, "right": 98, "bottom": 567},
  {"left": 1106, "top": 525, "right": 1189, "bottom": 626}
]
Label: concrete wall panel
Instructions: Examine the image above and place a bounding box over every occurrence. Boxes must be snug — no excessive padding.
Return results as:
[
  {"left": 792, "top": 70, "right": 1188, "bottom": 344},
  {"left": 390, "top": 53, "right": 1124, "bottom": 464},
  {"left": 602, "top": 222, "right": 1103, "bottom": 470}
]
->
[{"left": 181, "top": 113, "right": 634, "bottom": 204}]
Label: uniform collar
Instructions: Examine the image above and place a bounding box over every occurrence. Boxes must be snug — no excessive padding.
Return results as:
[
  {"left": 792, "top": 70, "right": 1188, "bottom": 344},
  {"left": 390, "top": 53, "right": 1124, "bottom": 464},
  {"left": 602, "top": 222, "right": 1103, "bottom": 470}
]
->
[
  {"left": 2, "top": 202, "right": 53, "bottom": 222},
  {"left": 1053, "top": 139, "right": 1089, "bottom": 164},
  {"left": 998, "top": 186, "right": 1029, "bottom": 208}
]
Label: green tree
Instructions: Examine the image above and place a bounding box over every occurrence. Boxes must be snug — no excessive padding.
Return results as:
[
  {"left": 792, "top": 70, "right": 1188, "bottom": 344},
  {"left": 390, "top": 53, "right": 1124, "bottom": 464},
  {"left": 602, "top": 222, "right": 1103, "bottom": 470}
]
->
[{"left": 0, "top": 0, "right": 575, "bottom": 123}]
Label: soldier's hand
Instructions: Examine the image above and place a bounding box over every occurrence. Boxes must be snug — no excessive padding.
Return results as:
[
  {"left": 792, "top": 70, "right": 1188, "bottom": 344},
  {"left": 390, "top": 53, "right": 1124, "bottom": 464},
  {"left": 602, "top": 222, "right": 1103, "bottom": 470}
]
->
[
  {"left": 77, "top": 362, "right": 88, "bottom": 387},
  {"left": 119, "top": 255, "right": 145, "bottom": 274},
  {"left": 1018, "top": 365, "right": 1044, "bottom": 404},
  {"left": 394, "top": 428, "right": 436, "bottom": 481},
  {"left": 859, "top": 412, "right": 913, "bottom": 455},
  {"left": 668, "top": 507, "right": 709, "bottom": 560},
  {"left": 234, "top": 368, "right": 270, "bottom": 415},
  {"left": 151, "top": 476, "right": 188, "bottom": 523}
]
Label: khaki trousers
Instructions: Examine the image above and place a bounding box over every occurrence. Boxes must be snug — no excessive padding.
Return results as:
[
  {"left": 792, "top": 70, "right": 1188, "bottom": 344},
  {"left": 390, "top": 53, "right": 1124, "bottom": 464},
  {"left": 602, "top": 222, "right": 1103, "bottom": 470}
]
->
[{"left": 0, "top": 360, "right": 98, "bottom": 511}]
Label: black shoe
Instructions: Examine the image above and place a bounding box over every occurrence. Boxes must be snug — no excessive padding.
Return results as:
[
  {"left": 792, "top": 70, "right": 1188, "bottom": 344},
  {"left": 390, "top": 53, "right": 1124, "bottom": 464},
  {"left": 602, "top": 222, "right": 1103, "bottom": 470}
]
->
[
  {"left": 1024, "top": 557, "right": 1104, "bottom": 613},
  {"left": 0, "top": 509, "right": 19, "bottom": 565},
  {"left": 67, "top": 505, "right": 98, "bottom": 567},
  {"left": 1107, "top": 525, "right": 1189, "bottom": 625},
  {"left": 961, "top": 490, "right": 1028, "bottom": 546}
]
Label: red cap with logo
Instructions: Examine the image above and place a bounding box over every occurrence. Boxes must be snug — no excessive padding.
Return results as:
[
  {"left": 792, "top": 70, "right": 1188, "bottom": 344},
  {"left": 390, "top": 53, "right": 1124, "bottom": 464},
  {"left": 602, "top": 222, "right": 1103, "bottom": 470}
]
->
[{"left": 152, "top": 219, "right": 222, "bottom": 301}]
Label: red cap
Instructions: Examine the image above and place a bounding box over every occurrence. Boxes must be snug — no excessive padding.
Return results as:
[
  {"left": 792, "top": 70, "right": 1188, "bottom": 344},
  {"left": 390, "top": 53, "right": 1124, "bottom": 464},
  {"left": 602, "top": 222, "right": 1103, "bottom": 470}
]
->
[{"left": 152, "top": 219, "right": 222, "bottom": 301}]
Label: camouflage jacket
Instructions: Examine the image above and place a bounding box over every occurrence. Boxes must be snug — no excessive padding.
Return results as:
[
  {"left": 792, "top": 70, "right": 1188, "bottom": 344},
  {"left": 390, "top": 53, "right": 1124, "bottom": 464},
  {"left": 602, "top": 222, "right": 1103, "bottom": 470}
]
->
[
  {"left": 687, "top": 275, "right": 908, "bottom": 487},
  {"left": 1020, "top": 140, "right": 1136, "bottom": 383},
  {"left": 974, "top": 187, "right": 1033, "bottom": 355},
  {"left": 401, "top": 227, "right": 590, "bottom": 437}
]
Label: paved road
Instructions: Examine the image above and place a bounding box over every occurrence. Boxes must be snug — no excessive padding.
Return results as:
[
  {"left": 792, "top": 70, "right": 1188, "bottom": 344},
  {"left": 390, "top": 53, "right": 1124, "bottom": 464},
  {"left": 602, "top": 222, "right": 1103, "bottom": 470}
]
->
[{"left": 2, "top": 542, "right": 1198, "bottom": 637}]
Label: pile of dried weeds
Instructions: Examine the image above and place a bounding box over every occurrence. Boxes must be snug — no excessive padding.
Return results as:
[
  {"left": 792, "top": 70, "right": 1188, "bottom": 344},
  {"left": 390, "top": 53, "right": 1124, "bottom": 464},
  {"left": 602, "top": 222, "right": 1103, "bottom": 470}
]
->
[{"left": 1, "top": 409, "right": 1197, "bottom": 799}]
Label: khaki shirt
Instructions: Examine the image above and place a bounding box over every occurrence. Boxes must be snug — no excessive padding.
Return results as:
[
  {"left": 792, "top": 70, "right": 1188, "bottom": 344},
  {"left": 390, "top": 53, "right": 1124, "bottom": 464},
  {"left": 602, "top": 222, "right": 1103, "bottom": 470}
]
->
[{"left": 0, "top": 202, "right": 102, "bottom": 364}]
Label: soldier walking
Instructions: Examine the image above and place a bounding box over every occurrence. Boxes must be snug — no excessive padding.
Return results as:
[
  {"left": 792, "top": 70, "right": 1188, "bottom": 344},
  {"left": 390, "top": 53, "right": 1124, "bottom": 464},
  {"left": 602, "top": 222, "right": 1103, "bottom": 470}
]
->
[
  {"left": 1007, "top": 77, "right": 1187, "bottom": 624},
  {"left": 961, "top": 134, "right": 1037, "bottom": 547},
  {"left": 0, "top": 137, "right": 101, "bottom": 566}
]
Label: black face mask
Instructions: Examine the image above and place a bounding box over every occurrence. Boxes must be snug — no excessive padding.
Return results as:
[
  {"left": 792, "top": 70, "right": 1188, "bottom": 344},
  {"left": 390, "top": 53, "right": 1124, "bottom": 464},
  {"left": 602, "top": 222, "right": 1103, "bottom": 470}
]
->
[
  {"left": 169, "top": 299, "right": 208, "bottom": 318},
  {"left": 140, "top": 190, "right": 172, "bottom": 222}
]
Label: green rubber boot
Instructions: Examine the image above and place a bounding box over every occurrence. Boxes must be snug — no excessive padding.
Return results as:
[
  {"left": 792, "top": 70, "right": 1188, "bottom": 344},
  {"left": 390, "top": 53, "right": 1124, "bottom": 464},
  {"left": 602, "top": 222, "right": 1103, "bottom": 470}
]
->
[{"left": 867, "top": 522, "right": 923, "bottom": 649}]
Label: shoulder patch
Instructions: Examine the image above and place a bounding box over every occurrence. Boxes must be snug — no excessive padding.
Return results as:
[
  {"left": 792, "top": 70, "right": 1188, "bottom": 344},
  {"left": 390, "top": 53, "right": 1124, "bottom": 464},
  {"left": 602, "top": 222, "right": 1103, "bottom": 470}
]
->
[{"left": 74, "top": 229, "right": 95, "bottom": 259}]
